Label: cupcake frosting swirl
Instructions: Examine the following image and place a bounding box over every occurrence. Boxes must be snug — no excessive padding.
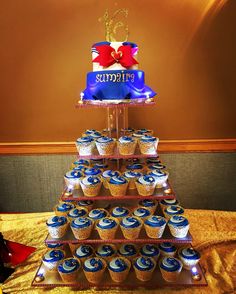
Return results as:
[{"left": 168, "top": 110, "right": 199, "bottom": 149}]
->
[
  {"left": 46, "top": 216, "right": 67, "bottom": 227},
  {"left": 65, "top": 170, "right": 83, "bottom": 179},
  {"left": 73, "top": 159, "right": 89, "bottom": 166},
  {"left": 179, "top": 247, "right": 200, "bottom": 260},
  {"left": 77, "top": 200, "right": 94, "bottom": 207},
  {"left": 81, "top": 176, "right": 101, "bottom": 186},
  {"left": 121, "top": 217, "right": 141, "bottom": 228},
  {"left": 148, "top": 163, "right": 166, "bottom": 170},
  {"left": 126, "top": 163, "right": 143, "bottom": 171},
  {"left": 149, "top": 170, "right": 168, "bottom": 178},
  {"left": 93, "top": 163, "right": 109, "bottom": 170},
  {"left": 73, "top": 165, "right": 86, "bottom": 172},
  {"left": 75, "top": 245, "right": 93, "bottom": 258},
  {"left": 145, "top": 216, "right": 166, "bottom": 227},
  {"left": 132, "top": 208, "right": 151, "bottom": 218},
  {"left": 109, "top": 175, "right": 127, "bottom": 185},
  {"left": 160, "top": 199, "right": 179, "bottom": 206},
  {"left": 58, "top": 258, "right": 80, "bottom": 273},
  {"left": 118, "top": 244, "right": 137, "bottom": 256},
  {"left": 140, "top": 244, "right": 159, "bottom": 258},
  {"left": 83, "top": 258, "right": 104, "bottom": 272},
  {"left": 96, "top": 244, "right": 116, "bottom": 257},
  {"left": 111, "top": 206, "right": 129, "bottom": 218},
  {"left": 102, "top": 170, "right": 120, "bottom": 178},
  {"left": 46, "top": 243, "right": 64, "bottom": 249},
  {"left": 159, "top": 242, "right": 176, "bottom": 253},
  {"left": 119, "top": 136, "right": 135, "bottom": 143},
  {"left": 77, "top": 136, "right": 94, "bottom": 143},
  {"left": 96, "top": 136, "right": 114, "bottom": 143},
  {"left": 134, "top": 256, "right": 155, "bottom": 271},
  {"left": 137, "top": 175, "right": 155, "bottom": 185},
  {"left": 97, "top": 217, "right": 117, "bottom": 229},
  {"left": 168, "top": 215, "right": 189, "bottom": 227},
  {"left": 108, "top": 258, "right": 128, "bottom": 272},
  {"left": 146, "top": 157, "right": 160, "bottom": 164},
  {"left": 84, "top": 168, "right": 102, "bottom": 176},
  {"left": 56, "top": 203, "right": 74, "bottom": 212},
  {"left": 89, "top": 131, "right": 102, "bottom": 139},
  {"left": 140, "top": 135, "right": 157, "bottom": 142},
  {"left": 123, "top": 171, "right": 142, "bottom": 179},
  {"left": 139, "top": 199, "right": 156, "bottom": 208},
  {"left": 88, "top": 209, "right": 107, "bottom": 220},
  {"left": 84, "top": 129, "right": 97, "bottom": 135},
  {"left": 71, "top": 217, "right": 92, "bottom": 228},
  {"left": 43, "top": 249, "right": 64, "bottom": 262},
  {"left": 160, "top": 257, "right": 182, "bottom": 272},
  {"left": 165, "top": 205, "right": 184, "bottom": 216},
  {"left": 68, "top": 208, "right": 87, "bottom": 219}
]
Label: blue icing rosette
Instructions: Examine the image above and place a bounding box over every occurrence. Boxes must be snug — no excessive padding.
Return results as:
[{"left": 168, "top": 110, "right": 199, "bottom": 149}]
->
[
  {"left": 96, "top": 217, "right": 117, "bottom": 229},
  {"left": 160, "top": 199, "right": 179, "bottom": 206},
  {"left": 88, "top": 209, "right": 107, "bottom": 220},
  {"left": 168, "top": 215, "right": 189, "bottom": 227},
  {"left": 109, "top": 175, "right": 127, "bottom": 185},
  {"left": 111, "top": 206, "right": 129, "bottom": 218},
  {"left": 108, "top": 257, "right": 128, "bottom": 272},
  {"left": 96, "top": 244, "right": 116, "bottom": 258},
  {"left": 140, "top": 244, "right": 159, "bottom": 258},
  {"left": 89, "top": 131, "right": 102, "bottom": 139},
  {"left": 65, "top": 170, "right": 83, "bottom": 179},
  {"left": 84, "top": 168, "right": 102, "bottom": 176},
  {"left": 123, "top": 171, "right": 142, "bottom": 179},
  {"left": 120, "top": 217, "right": 141, "bottom": 228},
  {"left": 145, "top": 216, "right": 166, "bottom": 227},
  {"left": 134, "top": 256, "right": 155, "bottom": 271},
  {"left": 160, "top": 257, "right": 182, "bottom": 272},
  {"left": 46, "top": 216, "right": 67, "bottom": 227},
  {"left": 119, "top": 136, "right": 135, "bottom": 143},
  {"left": 76, "top": 136, "right": 94, "bottom": 144},
  {"left": 148, "top": 163, "right": 166, "bottom": 170},
  {"left": 126, "top": 163, "right": 144, "bottom": 171},
  {"left": 118, "top": 244, "right": 137, "bottom": 257},
  {"left": 137, "top": 175, "right": 155, "bottom": 185},
  {"left": 102, "top": 170, "right": 120, "bottom": 178},
  {"left": 73, "top": 159, "right": 90, "bottom": 166},
  {"left": 83, "top": 258, "right": 104, "bottom": 272},
  {"left": 58, "top": 258, "right": 80, "bottom": 273},
  {"left": 96, "top": 136, "right": 114, "bottom": 143},
  {"left": 43, "top": 249, "right": 64, "bottom": 262},
  {"left": 140, "top": 135, "right": 157, "bottom": 143},
  {"left": 179, "top": 247, "right": 200, "bottom": 260},
  {"left": 72, "top": 166, "right": 86, "bottom": 172},
  {"left": 149, "top": 169, "right": 167, "bottom": 178},
  {"left": 165, "top": 205, "right": 184, "bottom": 216},
  {"left": 146, "top": 157, "right": 160, "bottom": 164},
  {"left": 81, "top": 176, "right": 101, "bottom": 186},
  {"left": 77, "top": 200, "right": 94, "bottom": 207},
  {"left": 46, "top": 243, "right": 64, "bottom": 249},
  {"left": 159, "top": 242, "right": 177, "bottom": 253},
  {"left": 56, "top": 203, "right": 74, "bottom": 212},
  {"left": 84, "top": 129, "right": 98, "bottom": 135},
  {"left": 68, "top": 208, "right": 87, "bottom": 219},
  {"left": 139, "top": 199, "right": 156, "bottom": 208},
  {"left": 71, "top": 217, "right": 92, "bottom": 229},
  {"left": 75, "top": 245, "right": 94, "bottom": 258},
  {"left": 132, "top": 208, "right": 151, "bottom": 218},
  {"left": 93, "top": 163, "right": 109, "bottom": 170}
]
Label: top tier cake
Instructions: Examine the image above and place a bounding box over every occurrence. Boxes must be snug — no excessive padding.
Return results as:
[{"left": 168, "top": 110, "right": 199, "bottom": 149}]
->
[{"left": 81, "top": 41, "right": 156, "bottom": 103}]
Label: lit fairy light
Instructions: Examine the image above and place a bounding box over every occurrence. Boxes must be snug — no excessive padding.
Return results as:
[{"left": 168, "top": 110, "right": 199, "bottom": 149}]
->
[
  {"left": 192, "top": 266, "right": 198, "bottom": 274},
  {"left": 162, "top": 182, "right": 168, "bottom": 188}
]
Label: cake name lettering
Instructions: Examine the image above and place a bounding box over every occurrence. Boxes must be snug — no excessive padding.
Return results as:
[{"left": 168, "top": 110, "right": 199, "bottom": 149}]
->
[{"left": 95, "top": 72, "right": 135, "bottom": 83}]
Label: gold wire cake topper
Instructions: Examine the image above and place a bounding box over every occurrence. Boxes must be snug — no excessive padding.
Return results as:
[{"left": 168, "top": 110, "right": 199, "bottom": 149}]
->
[{"left": 99, "top": 9, "right": 129, "bottom": 42}]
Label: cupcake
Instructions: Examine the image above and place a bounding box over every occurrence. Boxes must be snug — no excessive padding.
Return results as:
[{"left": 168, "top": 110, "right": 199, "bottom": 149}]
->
[
  {"left": 178, "top": 247, "right": 201, "bottom": 270},
  {"left": 80, "top": 176, "right": 102, "bottom": 197},
  {"left": 132, "top": 207, "right": 151, "bottom": 221},
  {"left": 89, "top": 131, "right": 103, "bottom": 140},
  {"left": 135, "top": 128, "right": 153, "bottom": 136},
  {"left": 118, "top": 136, "right": 137, "bottom": 155},
  {"left": 123, "top": 170, "right": 142, "bottom": 189},
  {"left": 108, "top": 257, "right": 131, "bottom": 283},
  {"left": 72, "top": 165, "right": 86, "bottom": 173},
  {"left": 76, "top": 200, "right": 94, "bottom": 212},
  {"left": 164, "top": 205, "right": 184, "bottom": 220},
  {"left": 84, "top": 167, "right": 102, "bottom": 178},
  {"left": 96, "top": 217, "right": 119, "bottom": 240},
  {"left": 54, "top": 202, "right": 75, "bottom": 217},
  {"left": 92, "top": 162, "right": 109, "bottom": 171},
  {"left": 159, "top": 257, "right": 183, "bottom": 282},
  {"left": 108, "top": 176, "right": 128, "bottom": 197},
  {"left": 70, "top": 217, "right": 94, "bottom": 240},
  {"left": 146, "top": 157, "right": 160, "bottom": 165},
  {"left": 42, "top": 249, "right": 65, "bottom": 271},
  {"left": 71, "top": 159, "right": 90, "bottom": 169},
  {"left": 83, "top": 257, "right": 106, "bottom": 284},
  {"left": 46, "top": 216, "right": 68, "bottom": 238},
  {"left": 133, "top": 256, "right": 156, "bottom": 281},
  {"left": 46, "top": 243, "right": 65, "bottom": 250},
  {"left": 138, "top": 135, "right": 159, "bottom": 155},
  {"left": 138, "top": 199, "right": 158, "bottom": 214},
  {"left": 147, "top": 163, "right": 166, "bottom": 171},
  {"left": 88, "top": 208, "right": 108, "bottom": 223},
  {"left": 140, "top": 244, "right": 160, "bottom": 261},
  {"left": 74, "top": 244, "right": 94, "bottom": 263},
  {"left": 159, "top": 242, "right": 177, "bottom": 257},
  {"left": 120, "top": 216, "right": 143, "bottom": 240},
  {"left": 159, "top": 199, "right": 180, "bottom": 211},
  {"left": 110, "top": 206, "right": 130, "bottom": 222},
  {"left": 95, "top": 136, "right": 116, "bottom": 155},
  {"left": 168, "top": 216, "right": 189, "bottom": 238},
  {"left": 83, "top": 129, "right": 99, "bottom": 136},
  {"left": 118, "top": 244, "right": 138, "bottom": 261},
  {"left": 95, "top": 244, "right": 117, "bottom": 261},
  {"left": 67, "top": 207, "right": 88, "bottom": 222},
  {"left": 121, "top": 127, "right": 135, "bottom": 136},
  {"left": 76, "top": 136, "right": 95, "bottom": 155},
  {"left": 126, "top": 163, "right": 145, "bottom": 173},
  {"left": 64, "top": 170, "right": 84, "bottom": 189},
  {"left": 58, "top": 258, "right": 80, "bottom": 282},
  {"left": 102, "top": 170, "right": 120, "bottom": 189},
  {"left": 144, "top": 216, "right": 167, "bottom": 239},
  {"left": 135, "top": 175, "right": 156, "bottom": 196},
  {"left": 148, "top": 170, "right": 169, "bottom": 187}
]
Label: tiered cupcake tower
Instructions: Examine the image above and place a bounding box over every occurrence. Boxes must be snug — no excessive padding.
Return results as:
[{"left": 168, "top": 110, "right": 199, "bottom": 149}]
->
[{"left": 32, "top": 101, "right": 207, "bottom": 289}]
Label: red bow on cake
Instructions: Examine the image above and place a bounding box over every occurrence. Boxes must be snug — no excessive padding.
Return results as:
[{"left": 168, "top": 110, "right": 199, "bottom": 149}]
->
[{"left": 93, "top": 45, "right": 138, "bottom": 68}]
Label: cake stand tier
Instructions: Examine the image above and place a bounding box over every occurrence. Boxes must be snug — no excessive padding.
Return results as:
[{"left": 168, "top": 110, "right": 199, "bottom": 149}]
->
[{"left": 76, "top": 100, "right": 156, "bottom": 108}]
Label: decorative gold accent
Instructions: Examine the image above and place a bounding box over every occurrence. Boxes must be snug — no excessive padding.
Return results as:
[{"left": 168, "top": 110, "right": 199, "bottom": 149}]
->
[
  {"left": 99, "top": 9, "right": 129, "bottom": 42},
  {"left": 192, "top": 273, "right": 202, "bottom": 281},
  {"left": 145, "top": 98, "right": 154, "bottom": 103},
  {"left": 78, "top": 100, "right": 83, "bottom": 104},
  {"left": 35, "top": 274, "right": 44, "bottom": 282},
  {"left": 164, "top": 188, "right": 172, "bottom": 194}
]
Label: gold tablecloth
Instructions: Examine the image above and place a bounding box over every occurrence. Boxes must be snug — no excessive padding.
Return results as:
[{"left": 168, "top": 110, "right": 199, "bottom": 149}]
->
[{"left": 0, "top": 209, "right": 235, "bottom": 294}]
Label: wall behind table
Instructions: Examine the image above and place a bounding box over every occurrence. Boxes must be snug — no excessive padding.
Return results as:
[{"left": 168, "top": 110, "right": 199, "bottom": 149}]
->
[
  {"left": 0, "top": 153, "right": 235, "bottom": 213},
  {"left": 0, "top": 0, "right": 236, "bottom": 141}
]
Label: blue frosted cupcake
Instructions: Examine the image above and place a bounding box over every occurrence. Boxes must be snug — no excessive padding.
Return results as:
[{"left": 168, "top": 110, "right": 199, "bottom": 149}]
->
[
  {"left": 46, "top": 215, "right": 68, "bottom": 238},
  {"left": 135, "top": 175, "right": 156, "bottom": 196},
  {"left": 123, "top": 170, "right": 142, "bottom": 189},
  {"left": 83, "top": 129, "right": 100, "bottom": 137},
  {"left": 88, "top": 208, "right": 108, "bottom": 223},
  {"left": 71, "top": 159, "right": 90, "bottom": 169},
  {"left": 70, "top": 217, "right": 94, "bottom": 240},
  {"left": 108, "top": 176, "right": 128, "bottom": 197},
  {"left": 108, "top": 257, "right": 131, "bottom": 283},
  {"left": 168, "top": 215, "right": 189, "bottom": 238},
  {"left": 126, "top": 163, "right": 145, "bottom": 173},
  {"left": 159, "top": 257, "right": 183, "bottom": 282},
  {"left": 148, "top": 169, "right": 169, "bottom": 187},
  {"left": 102, "top": 170, "right": 120, "bottom": 189},
  {"left": 146, "top": 157, "right": 160, "bottom": 165},
  {"left": 118, "top": 243, "right": 138, "bottom": 261},
  {"left": 120, "top": 216, "right": 143, "bottom": 240},
  {"left": 68, "top": 207, "right": 88, "bottom": 222},
  {"left": 92, "top": 162, "right": 109, "bottom": 171},
  {"left": 95, "top": 244, "right": 117, "bottom": 261},
  {"left": 140, "top": 244, "right": 160, "bottom": 261},
  {"left": 83, "top": 257, "right": 106, "bottom": 284},
  {"left": 74, "top": 244, "right": 94, "bottom": 263},
  {"left": 96, "top": 217, "right": 119, "bottom": 240},
  {"left": 138, "top": 199, "right": 158, "bottom": 214},
  {"left": 42, "top": 249, "right": 65, "bottom": 271},
  {"left": 80, "top": 176, "right": 102, "bottom": 197},
  {"left": 118, "top": 136, "right": 137, "bottom": 155},
  {"left": 133, "top": 256, "right": 156, "bottom": 281},
  {"left": 58, "top": 258, "right": 80, "bottom": 282},
  {"left": 84, "top": 167, "right": 102, "bottom": 177},
  {"left": 64, "top": 170, "right": 84, "bottom": 189},
  {"left": 159, "top": 242, "right": 177, "bottom": 257},
  {"left": 164, "top": 205, "right": 184, "bottom": 220},
  {"left": 144, "top": 215, "right": 167, "bottom": 238},
  {"left": 159, "top": 199, "right": 180, "bottom": 211},
  {"left": 138, "top": 135, "right": 158, "bottom": 155},
  {"left": 135, "top": 128, "right": 153, "bottom": 136},
  {"left": 46, "top": 243, "right": 65, "bottom": 250},
  {"left": 54, "top": 202, "right": 75, "bottom": 217},
  {"left": 110, "top": 206, "right": 130, "bottom": 221},
  {"left": 132, "top": 207, "right": 151, "bottom": 221},
  {"left": 95, "top": 136, "right": 116, "bottom": 155},
  {"left": 178, "top": 247, "right": 201, "bottom": 269},
  {"left": 76, "top": 200, "right": 94, "bottom": 212},
  {"left": 76, "top": 136, "right": 95, "bottom": 155},
  {"left": 147, "top": 163, "right": 166, "bottom": 171}
]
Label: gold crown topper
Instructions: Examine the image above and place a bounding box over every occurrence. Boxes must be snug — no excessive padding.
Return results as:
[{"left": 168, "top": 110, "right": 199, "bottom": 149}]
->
[{"left": 99, "top": 9, "right": 129, "bottom": 42}]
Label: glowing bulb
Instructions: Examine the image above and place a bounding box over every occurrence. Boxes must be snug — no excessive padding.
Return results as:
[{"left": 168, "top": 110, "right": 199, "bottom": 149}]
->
[
  {"left": 80, "top": 92, "right": 84, "bottom": 99},
  {"left": 162, "top": 182, "right": 167, "bottom": 188},
  {"left": 192, "top": 267, "right": 197, "bottom": 274}
]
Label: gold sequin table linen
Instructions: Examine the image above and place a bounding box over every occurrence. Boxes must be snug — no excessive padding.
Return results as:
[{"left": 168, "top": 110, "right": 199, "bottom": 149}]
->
[{"left": 0, "top": 209, "right": 235, "bottom": 294}]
